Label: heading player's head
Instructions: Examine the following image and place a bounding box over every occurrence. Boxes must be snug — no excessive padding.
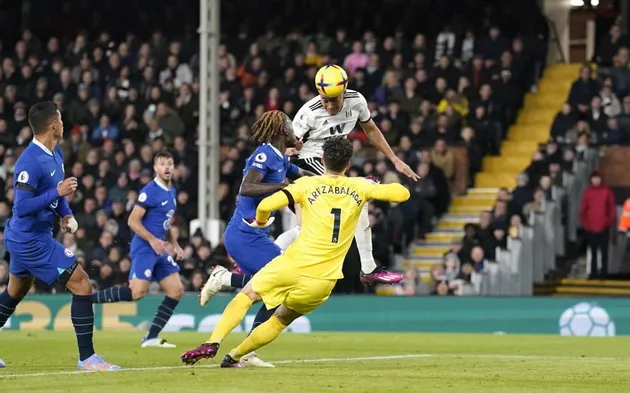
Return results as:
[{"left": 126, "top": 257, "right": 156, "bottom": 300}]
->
[
  {"left": 322, "top": 137, "right": 353, "bottom": 175},
  {"left": 29, "top": 101, "right": 63, "bottom": 140},
  {"left": 314, "top": 65, "right": 348, "bottom": 116},
  {"left": 251, "top": 110, "right": 297, "bottom": 148},
  {"left": 153, "top": 150, "right": 174, "bottom": 184}
]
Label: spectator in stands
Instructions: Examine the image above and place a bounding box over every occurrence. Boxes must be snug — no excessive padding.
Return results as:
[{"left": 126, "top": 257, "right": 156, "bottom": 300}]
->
[
  {"left": 512, "top": 173, "right": 533, "bottom": 215},
  {"left": 588, "top": 95, "right": 609, "bottom": 134},
  {"left": 410, "top": 162, "right": 436, "bottom": 239},
  {"left": 611, "top": 47, "right": 630, "bottom": 98},
  {"left": 600, "top": 79, "right": 621, "bottom": 117},
  {"left": 595, "top": 24, "right": 628, "bottom": 67},
  {"left": 568, "top": 65, "right": 599, "bottom": 114},
  {"left": 459, "top": 126, "right": 482, "bottom": 186},
  {"left": 551, "top": 102, "right": 577, "bottom": 142},
  {"left": 522, "top": 187, "right": 546, "bottom": 222},
  {"left": 579, "top": 171, "right": 616, "bottom": 279},
  {"left": 430, "top": 139, "right": 454, "bottom": 181}
]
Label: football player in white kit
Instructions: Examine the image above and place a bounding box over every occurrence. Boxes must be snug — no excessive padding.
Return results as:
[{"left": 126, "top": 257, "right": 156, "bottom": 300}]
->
[{"left": 276, "top": 64, "right": 420, "bottom": 285}]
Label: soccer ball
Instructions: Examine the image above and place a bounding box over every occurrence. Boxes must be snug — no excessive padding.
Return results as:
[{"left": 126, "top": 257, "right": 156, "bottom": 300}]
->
[
  {"left": 558, "top": 302, "right": 616, "bottom": 337},
  {"left": 314, "top": 65, "right": 348, "bottom": 98}
]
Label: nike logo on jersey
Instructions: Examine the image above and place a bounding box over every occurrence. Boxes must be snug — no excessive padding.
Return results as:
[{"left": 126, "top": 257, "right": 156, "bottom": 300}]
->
[
  {"left": 278, "top": 169, "right": 283, "bottom": 172},
  {"left": 50, "top": 170, "right": 56, "bottom": 176},
  {"left": 161, "top": 201, "right": 168, "bottom": 206}
]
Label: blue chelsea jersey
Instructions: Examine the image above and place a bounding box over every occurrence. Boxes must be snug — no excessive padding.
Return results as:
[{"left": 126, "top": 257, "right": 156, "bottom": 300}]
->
[
  {"left": 5, "top": 140, "right": 68, "bottom": 242},
  {"left": 231, "top": 144, "right": 299, "bottom": 233},
  {"left": 130, "top": 178, "right": 177, "bottom": 252}
]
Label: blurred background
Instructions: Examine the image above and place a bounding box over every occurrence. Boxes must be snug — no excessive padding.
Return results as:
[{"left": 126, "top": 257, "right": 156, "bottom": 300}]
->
[{"left": 0, "top": 0, "right": 628, "bottom": 304}]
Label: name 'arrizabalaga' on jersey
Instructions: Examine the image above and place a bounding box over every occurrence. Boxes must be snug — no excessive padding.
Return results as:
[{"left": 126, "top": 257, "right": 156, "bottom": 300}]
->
[{"left": 306, "top": 185, "right": 362, "bottom": 206}]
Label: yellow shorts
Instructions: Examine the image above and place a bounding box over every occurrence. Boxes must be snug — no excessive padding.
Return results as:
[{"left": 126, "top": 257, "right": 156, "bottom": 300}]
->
[{"left": 251, "top": 256, "right": 336, "bottom": 315}]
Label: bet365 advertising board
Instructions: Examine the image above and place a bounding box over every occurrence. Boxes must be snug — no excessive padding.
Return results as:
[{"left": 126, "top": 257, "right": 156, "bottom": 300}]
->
[{"left": 1, "top": 295, "right": 626, "bottom": 337}]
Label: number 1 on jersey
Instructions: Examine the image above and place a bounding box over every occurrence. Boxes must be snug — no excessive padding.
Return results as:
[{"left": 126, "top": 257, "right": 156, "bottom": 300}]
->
[{"left": 330, "top": 208, "right": 341, "bottom": 243}]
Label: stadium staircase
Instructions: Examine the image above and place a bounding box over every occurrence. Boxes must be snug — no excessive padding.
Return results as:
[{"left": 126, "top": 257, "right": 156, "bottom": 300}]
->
[{"left": 397, "top": 64, "right": 583, "bottom": 284}]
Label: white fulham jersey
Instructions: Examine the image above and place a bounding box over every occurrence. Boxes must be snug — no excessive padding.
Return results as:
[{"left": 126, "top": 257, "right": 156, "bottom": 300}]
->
[{"left": 292, "top": 89, "right": 371, "bottom": 159}]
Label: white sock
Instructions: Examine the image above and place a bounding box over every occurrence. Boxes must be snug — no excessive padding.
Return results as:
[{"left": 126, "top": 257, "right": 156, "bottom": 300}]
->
[
  {"left": 275, "top": 226, "right": 301, "bottom": 251},
  {"left": 355, "top": 205, "right": 377, "bottom": 274},
  {"left": 221, "top": 272, "right": 232, "bottom": 287}
]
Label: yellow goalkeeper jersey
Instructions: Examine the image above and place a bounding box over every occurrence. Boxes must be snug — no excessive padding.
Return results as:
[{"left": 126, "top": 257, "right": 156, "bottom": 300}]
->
[{"left": 255, "top": 175, "right": 410, "bottom": 280}]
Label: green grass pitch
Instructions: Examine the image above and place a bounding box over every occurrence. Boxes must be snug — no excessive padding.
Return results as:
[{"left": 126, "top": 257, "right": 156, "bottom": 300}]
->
[{"left": 1, "top": 331, "right": 629, "bottom": 392}]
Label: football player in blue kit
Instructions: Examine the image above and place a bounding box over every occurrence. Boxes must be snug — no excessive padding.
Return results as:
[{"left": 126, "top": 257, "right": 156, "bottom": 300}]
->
[
  {"left": 196, "top": 110, "right": 313, "bottom": 367},
  {"left": 90, "top": 150, "right": 185, "bottom": 348},
  {"left": 0, "top": 101, "right": 120, "bottom": 371}
]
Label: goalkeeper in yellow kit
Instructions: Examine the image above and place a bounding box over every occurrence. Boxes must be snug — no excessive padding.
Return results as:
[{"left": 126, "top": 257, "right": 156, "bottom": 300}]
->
[{"left": 180, "top": 137, "right": 410, "bottom": 367}]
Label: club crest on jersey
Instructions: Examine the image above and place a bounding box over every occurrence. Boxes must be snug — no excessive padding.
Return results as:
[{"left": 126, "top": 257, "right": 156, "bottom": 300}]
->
[
  {"left": 163, "top": 210, "right": 175, "bottom": 230},
  {"left": 50, "top": 180, "right": 62, "bottom": 209}
]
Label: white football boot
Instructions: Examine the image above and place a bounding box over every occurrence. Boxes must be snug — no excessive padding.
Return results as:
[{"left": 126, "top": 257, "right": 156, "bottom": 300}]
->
[
  {"left": 199, "top": 265, "right": 230, "bottom": 306},
  {"left": 240, "top": 352, "right": 274, "bottom": 368},
  {"left": 141, "top": 337, "right": 176, "bottom": 348}
]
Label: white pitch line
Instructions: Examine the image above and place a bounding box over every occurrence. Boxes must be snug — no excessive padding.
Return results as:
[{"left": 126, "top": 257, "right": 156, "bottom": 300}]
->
[{"left": 0, "top": 353, "right": 626, "bottom": 379}]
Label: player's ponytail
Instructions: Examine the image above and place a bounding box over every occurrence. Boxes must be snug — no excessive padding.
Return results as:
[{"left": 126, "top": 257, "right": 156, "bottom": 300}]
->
[{"left": 251, "top": 110, "right": 289, "bottom": 143}]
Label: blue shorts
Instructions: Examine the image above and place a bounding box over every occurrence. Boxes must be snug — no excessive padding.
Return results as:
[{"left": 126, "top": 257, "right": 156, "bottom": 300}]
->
[
  {"left": 224, "top": 224, "right": 281, "bottom": 276},
  {"left": 6, "top": 237, "right": 77, "bottom": 286},
  {"left": 129, "top": 248, "right": 180, "bottom": 283}
]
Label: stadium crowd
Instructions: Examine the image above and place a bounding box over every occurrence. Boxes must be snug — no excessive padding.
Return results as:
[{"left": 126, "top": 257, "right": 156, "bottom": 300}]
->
[
  {"left": 0, "top": 0, "right": 550, "bottom": 295},
  {"left": 405, "top": 19, "right": 630, "bottom": 295}
]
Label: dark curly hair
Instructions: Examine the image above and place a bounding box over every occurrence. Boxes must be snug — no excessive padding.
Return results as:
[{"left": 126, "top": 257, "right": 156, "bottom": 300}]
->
[
  {"left": 322, "top": 136, "right": 353, "bottom": 173},
  {"left": 251, "top": 110, "right": 290, "bottom": 143}
]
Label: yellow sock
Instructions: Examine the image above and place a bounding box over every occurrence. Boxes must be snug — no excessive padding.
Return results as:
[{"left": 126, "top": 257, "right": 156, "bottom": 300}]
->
[
  {"left": 207, "top": 293, "right": 253, "bottom": 343},
  {"left": 229, "top": 315, "right": 286, "bottom": 360}
]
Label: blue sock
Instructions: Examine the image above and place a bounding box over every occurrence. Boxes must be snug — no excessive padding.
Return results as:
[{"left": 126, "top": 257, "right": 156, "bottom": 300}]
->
[
  {"left": 249, "top": 304, "right": 277, "bottom": 335},
  {"left": 91, "top": 286, "right": 133, "bottom": 303},
  {"left": 146, "top": 296, "right": 179, "bottom": 340},
  {"left": 230, "top": 273, "right": 251, "bottom": 288},
  {"left": 0, "top": 291, "right": 20, "bottom": 328},
  {"left": 71, "top": 294, "right": 95, "bottom": 361}
]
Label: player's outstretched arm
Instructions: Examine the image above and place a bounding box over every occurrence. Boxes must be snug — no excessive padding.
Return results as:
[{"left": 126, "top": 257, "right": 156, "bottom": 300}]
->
[
  {"left": 359, "top": 119, "right": 420, "bottom": 181},
  {"left": 239, "top": 169, "right": 288, "bottom": 197},
  {"left": 367, "top": 183, "right": 411, "bottom": 204}
]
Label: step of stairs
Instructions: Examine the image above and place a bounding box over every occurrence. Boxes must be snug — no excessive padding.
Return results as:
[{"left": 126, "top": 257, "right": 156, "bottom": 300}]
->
[
  {"left": 449, "top": 205, "right": 492, "bottom": 214},
  {"left": 411, "top": 246, "right": 450, "bottom": 257},
  {"left": 425, "top": 232, "right": 463, "bottom": 242},
  {"left": 452, "top": 196, "right": 497, "bottom": 207},
  {"left": 402, "top": 259, "right": 443, "bottom": 270}
]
